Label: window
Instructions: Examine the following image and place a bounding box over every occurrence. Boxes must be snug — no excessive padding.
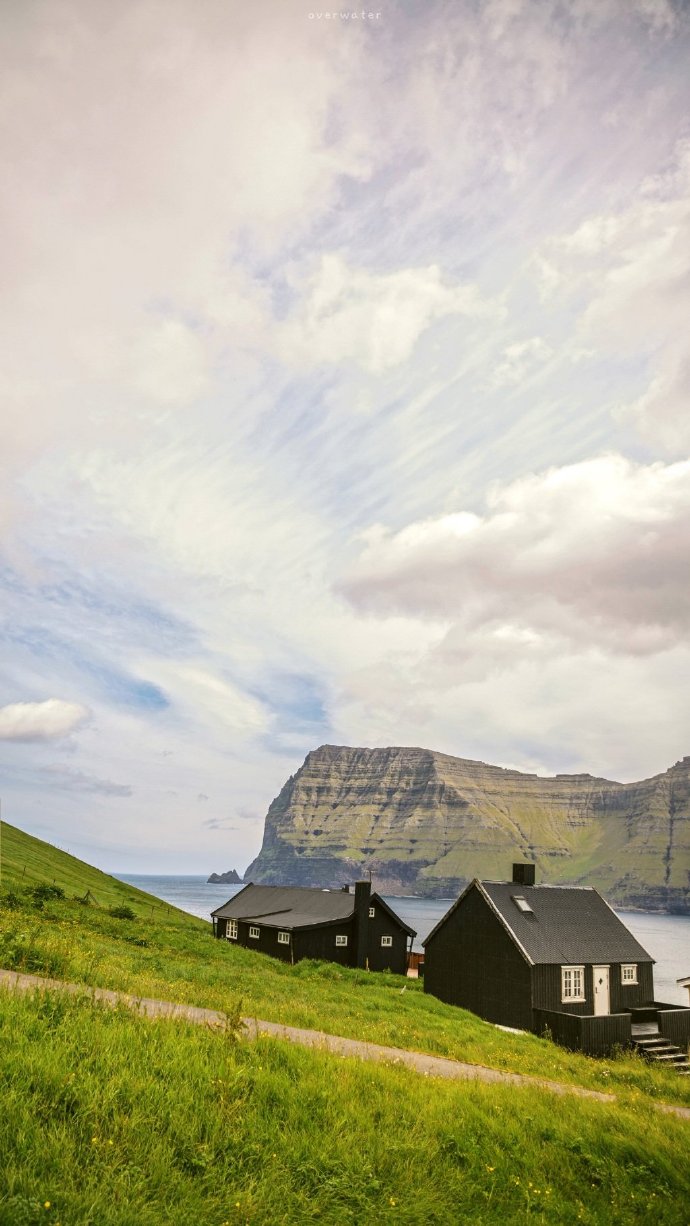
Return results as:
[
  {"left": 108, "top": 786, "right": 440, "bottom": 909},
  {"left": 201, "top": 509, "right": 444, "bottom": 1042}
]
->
[
  {"left": 621, "top": 964, "right": 637, "bottom": 984},
  {"left": 369, "top": 906, "right": 375, "bottom": 918},
  {"left": 335, "top": 934, "right": 348, "bottom": 947},
  {"left": 561, "top": 966, "right": 585, "bottom": 1002},
  {"left": 249, "top": 925, "right": 260, "bottom": 939},
  {"left": 226, "top": 919, "right": 238, "bottom": 940},
  {"left": 511, "top": 895, "right": 534, "bottom": 914},
  {"left": 277, "top": 931, "right": 290, "bottom": 945},
  {"left": 381, "top": 935, "right": 393, "bottom": 948}
]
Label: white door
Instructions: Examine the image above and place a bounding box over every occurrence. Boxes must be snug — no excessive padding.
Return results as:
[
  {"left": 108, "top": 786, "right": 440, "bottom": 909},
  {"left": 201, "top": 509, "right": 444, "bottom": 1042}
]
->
[{"left": 593, "top": 965, "right": 610, "bottom": 1016}]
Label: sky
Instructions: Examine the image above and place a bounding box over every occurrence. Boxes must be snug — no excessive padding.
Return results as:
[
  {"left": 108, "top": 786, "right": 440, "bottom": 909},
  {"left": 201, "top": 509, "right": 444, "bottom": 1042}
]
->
[{"left": 1, "top": 0, "right": 689, "bottom": 875}]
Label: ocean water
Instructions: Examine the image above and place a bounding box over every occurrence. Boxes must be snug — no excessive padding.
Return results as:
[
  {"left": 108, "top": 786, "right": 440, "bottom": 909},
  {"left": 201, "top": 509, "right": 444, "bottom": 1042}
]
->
[{"left": 117, "top": 874, "right": 690, "bottom": 1007}]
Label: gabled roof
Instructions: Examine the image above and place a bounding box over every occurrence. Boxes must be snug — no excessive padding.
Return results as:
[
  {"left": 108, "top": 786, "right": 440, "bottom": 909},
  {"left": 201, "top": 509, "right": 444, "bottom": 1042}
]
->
[
  {"left": 423, "top": 879, "right": 654, "bottom": 966},
  {"left": 211, "top": 883, "right": 415, "bottom": 935}
]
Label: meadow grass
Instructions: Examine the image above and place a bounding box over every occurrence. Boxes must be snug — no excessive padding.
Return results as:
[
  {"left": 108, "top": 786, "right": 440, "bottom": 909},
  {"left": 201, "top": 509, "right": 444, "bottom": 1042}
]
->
[
  {"left": 1, "top": 888, "right": 689, "bottom": 1111},
  {"left": 1, "top": 987, "right": 688, "bottom": 1226}
]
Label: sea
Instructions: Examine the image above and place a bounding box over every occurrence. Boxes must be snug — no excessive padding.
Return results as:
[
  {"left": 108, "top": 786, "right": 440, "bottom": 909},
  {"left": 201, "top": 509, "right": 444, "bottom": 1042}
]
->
[{"left": 117, "top": 873, "right": 690, "bottom": 1007}]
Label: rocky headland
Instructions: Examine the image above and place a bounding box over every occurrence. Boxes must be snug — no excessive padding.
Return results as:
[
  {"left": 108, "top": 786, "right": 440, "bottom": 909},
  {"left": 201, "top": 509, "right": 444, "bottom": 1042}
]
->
[
  {"left": 244, "top": 745, "right": 690, "bottom": 912},
  {"left": 207, "top": 869, "right": 242, "bottom": 885}
]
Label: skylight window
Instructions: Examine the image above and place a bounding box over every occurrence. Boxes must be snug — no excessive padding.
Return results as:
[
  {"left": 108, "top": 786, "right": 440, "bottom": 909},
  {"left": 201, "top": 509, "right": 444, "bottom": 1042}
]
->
[{"left": 511, "top": 895, "right": 534, "bottom": 914}]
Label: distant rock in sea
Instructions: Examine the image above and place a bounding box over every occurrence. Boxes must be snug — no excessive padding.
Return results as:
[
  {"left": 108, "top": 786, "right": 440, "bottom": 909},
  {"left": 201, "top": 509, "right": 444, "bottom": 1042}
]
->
[{"left": 207, "top": 869, "right": 242, "bottom": 884}]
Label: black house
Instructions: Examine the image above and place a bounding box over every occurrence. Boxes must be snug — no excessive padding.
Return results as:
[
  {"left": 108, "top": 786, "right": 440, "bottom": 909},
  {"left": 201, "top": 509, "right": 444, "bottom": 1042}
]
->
[
  {"left": 211, "top": 881, "right": 415, "bottom": 975},
  {"left": 423, "top": 864, "right": 690, "bottom": 1054}
]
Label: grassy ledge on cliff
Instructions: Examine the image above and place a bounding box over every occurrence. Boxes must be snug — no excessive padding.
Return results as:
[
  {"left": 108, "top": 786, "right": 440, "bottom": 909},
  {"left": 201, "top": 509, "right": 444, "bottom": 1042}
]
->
[{"left": 244, "top": 745, "right": 690, "bottom": 911}]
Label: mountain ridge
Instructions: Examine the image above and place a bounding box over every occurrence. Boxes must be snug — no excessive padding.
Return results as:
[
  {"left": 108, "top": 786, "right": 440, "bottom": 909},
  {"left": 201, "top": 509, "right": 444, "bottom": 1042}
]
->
[{"left": 244, "top": 745, "right": 690, "bottom": 912}]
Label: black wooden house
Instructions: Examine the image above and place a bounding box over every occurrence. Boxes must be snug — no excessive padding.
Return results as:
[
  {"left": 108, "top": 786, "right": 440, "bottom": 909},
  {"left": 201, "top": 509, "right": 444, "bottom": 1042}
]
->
[
  {"left": 211, "top": 881, "right": 415, "bottom": 974},
  {"left": 423, "top": 864, "right": 690, "bottom": 1054}
]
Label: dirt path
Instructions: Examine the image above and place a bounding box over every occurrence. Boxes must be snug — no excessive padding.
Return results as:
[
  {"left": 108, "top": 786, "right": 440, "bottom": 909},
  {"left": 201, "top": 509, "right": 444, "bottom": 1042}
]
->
[{"left": 2, "top": 967, "right": 688, "bottom": 1120}]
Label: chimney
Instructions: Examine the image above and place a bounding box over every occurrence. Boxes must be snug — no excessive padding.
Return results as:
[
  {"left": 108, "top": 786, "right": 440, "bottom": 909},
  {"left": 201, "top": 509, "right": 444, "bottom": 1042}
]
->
[
  {"left": 512, "top": 863, "right": 536, "bottom": 886},
  {"left": 353, "top": 880, "right": 371, "bottom": 969}
]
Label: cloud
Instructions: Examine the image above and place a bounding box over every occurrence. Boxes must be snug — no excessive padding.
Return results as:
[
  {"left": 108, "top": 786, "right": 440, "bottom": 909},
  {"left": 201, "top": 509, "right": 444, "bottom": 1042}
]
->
[
  {"left": 137, "top": 663, "right": 271, "bottom": 738},
  {"left": 618, "top": 349, "right": 690, "bottom": 454},
  {"left": 2, "top": 0, "right": 690, "bottom": 867},
  {"left": 279, "top": 256, "right": 491, "bottom": 374},
  {"left": 486, "top": 337, "right": 553, "bottom": 389},
  {"left": 0, "top": 700, "right": 89, "bottom": 742},
  {"left": 535, "top": 139, "right": 690, "bottom": 456},
  {"left": 43, "top": 766, "right": 132, "bottom": 797},
  {"left": 129, "top": 320, "right": 210, "bottom": 406},
  {"left": 342, "top": 455, "right": 690, "bottom": 654}
]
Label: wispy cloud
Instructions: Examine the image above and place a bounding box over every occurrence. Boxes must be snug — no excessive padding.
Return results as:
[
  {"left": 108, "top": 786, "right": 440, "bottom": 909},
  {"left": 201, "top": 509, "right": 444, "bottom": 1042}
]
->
[{"left": 1, "top": 0, "right": 689, "bottom": 870}]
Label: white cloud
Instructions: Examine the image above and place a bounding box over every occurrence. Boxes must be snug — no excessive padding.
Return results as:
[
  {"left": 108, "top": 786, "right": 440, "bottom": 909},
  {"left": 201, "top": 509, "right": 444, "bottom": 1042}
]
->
[
  {"left": 0, "top": 700, "right": 89, "bottom": 741},
  {"left": 139, "top": 663, "right": 271, "bottom": 739},
  {"left": 129, "top": 321, "right": 210, "bottom": 406},
  {"left": 536, "top": 140, "right": 690, "bottom": 456},
  {"left": 487, "top": 337, "right": 553, "bottom": 388},
  {"left": 617, "top": 349, "right": 690, "bottom": 454},
  {"left": 2, "top": 0, "right": 690, "bottom": 867},
  {"left": 279, "top": 256, "right": 491, "bottom": 374},
  {"left": 342, "top": 455, "right": 690, "bottom": 653}
]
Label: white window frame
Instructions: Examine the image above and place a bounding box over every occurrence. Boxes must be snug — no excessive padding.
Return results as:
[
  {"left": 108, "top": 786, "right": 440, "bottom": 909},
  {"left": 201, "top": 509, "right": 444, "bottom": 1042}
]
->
[
  {"left": 381, "top": 935, "right": 393, "bottom": 948},
  {"left": 369, "top": 906, "right": 375, "bottom": 918},
  {"left": 335, "top": 934, "right": 348, "bottom": 947},
  {"left": 561, "top": 965, "right": 585, "bottom": 1002},
  {"left": 277, "top": 931, "right": 290, "bottom": 945},
  {"left": 248, "top": 925, "right": 260, "bottom": 940},
  {"left": 621, "top": 964, "right": 638, "bottom": 985},
  {"left": 226, "top": 919, "right": 238, "bottom": 940}
]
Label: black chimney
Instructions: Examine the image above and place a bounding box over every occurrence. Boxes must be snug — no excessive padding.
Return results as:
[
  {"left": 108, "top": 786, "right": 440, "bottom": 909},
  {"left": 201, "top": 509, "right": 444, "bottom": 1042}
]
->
[
  {"left": 512, "top": 863, "right": 535, "bottom": 886},
  {"left": 353, "top": 880, "right": 371, "bottom": 969}
]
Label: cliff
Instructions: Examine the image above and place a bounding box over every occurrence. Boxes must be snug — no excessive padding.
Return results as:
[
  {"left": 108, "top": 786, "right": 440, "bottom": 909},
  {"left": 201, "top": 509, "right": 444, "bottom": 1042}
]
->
[
  {"left": 207, "top": 869, "right": 242, "bottom": 884},
  {"left": 244, "top": 746, "right": 690, "bottom": 912}
]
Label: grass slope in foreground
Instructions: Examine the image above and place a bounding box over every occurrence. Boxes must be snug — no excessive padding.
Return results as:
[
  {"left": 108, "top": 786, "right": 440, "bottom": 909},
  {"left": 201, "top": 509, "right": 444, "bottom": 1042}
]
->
[
  {"left": 1, "top": 988, "right": 689, "bottom": 1226},
  {"left": 1, "top": 820, "right": 689, "bottom": 1108}
]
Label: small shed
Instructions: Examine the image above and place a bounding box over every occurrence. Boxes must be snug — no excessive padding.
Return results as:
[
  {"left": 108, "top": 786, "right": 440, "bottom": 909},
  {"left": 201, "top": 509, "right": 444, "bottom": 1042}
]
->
[
  {"left": 423, "top": 864, "right": 675, "bottom": 1054},
  {"left": 211, "top": 880, "right": 415, "bottom": 975}
]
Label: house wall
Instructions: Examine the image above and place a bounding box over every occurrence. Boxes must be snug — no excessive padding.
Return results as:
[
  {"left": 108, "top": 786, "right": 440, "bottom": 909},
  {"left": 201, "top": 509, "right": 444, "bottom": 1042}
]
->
[
  {"left": 424, "top": 885, "right": 533, "bottom": 1030},
  {"left": 532, "top": 961, "right": 654, "bottom": 1016},
  {"left": 366, "top": 901, "right": 408, "bottom": 974},
  {"left": 293, "top": 921, "right": 356, "bottom": 965},
  {"left": 236, "top": 918, "right": 295, "bottom": 963}
]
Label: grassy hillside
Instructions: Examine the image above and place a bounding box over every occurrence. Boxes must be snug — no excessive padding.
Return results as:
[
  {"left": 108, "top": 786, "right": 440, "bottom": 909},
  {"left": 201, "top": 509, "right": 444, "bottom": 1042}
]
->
[
  {"left": 2, "top": 988, "right": 689, "bottom": 1226},
  {"left": 1, "top": 820, "right": 689, "bottom": 1222},
  {"left": 0, "top": 820, "right": 191, "bottom": 922}
]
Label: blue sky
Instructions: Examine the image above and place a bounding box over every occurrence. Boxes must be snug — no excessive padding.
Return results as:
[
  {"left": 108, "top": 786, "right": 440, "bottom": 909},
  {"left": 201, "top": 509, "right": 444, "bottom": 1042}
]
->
[{"left": 2, "top": 0, "right": 689, "bottom": 873}]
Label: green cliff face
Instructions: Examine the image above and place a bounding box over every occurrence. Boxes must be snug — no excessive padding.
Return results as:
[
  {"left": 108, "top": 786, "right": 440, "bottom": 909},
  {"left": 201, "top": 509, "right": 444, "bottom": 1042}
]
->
[{"left": 244, "top": 746, "right": 690, "bottom": 912}]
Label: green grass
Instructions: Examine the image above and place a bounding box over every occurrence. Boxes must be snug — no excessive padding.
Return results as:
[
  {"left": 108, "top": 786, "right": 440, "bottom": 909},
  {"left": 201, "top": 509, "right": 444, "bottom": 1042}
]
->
[
  {"left": 1, "top": 884, "right": 689, "bottom": 1110},
  {"left": 1, "top": 819, "right": 689, "bottom": 1108},
  {"left": 0, "top": 821, "right": 187, "bottom": 923},
  {"left": 1, "top": 987, "right": 688, "bottom": 1226},
  {"left": 1, "top": 821, "right": 689, "bottom": 1223}
]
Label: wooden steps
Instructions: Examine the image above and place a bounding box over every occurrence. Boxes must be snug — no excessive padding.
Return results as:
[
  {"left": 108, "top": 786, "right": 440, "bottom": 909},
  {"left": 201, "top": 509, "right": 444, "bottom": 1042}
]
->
[{"left": 632, "top": 1032, "right": 690, "bottom": 1075}]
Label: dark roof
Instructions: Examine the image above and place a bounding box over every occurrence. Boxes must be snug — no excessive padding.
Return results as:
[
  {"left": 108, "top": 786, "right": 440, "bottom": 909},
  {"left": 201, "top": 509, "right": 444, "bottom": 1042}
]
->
[
  {"left": 424, "top": 880, "right": 654, "bottom": 966},
  {"left": 211, "top": 883, "right": 415, "bottom": 936}
]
